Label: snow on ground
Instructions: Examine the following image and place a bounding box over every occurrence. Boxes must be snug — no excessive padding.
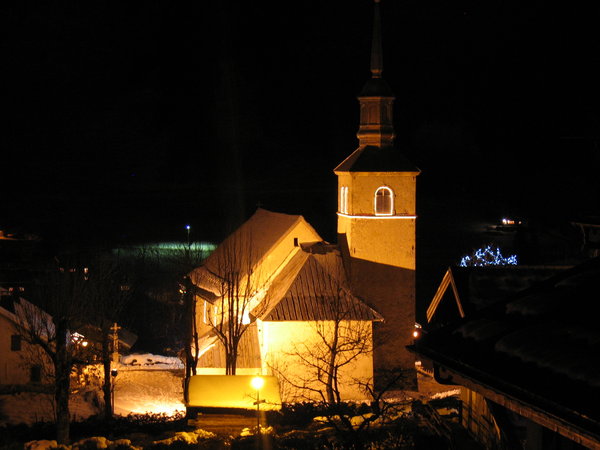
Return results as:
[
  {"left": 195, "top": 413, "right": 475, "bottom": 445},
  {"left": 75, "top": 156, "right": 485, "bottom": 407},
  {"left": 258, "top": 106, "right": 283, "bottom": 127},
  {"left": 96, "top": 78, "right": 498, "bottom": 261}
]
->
[
  {"left": 2, "top": 356, "right": 456, "bottom": 427},
  {"left": 120, "top": 353, "right": 183, "bottom": 370},
  {"left": 0, "top": 354, "right": 185, "bottom": 426},
  {"left": 114, "top": 353, "right": 185, "bottom": 416},
  {"left": 113, "top": 366, "right": 185, "bottom": 416},
  {"left": 0, "top": 389, "right": 99, "bottom": 426}
]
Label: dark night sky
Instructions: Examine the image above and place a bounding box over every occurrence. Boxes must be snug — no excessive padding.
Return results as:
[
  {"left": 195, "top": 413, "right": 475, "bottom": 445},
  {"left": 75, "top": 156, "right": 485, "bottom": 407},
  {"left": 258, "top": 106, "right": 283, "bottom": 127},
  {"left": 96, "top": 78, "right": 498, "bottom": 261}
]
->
[{"left": 2, "top": 1, "right": 600, "bottom": 264}]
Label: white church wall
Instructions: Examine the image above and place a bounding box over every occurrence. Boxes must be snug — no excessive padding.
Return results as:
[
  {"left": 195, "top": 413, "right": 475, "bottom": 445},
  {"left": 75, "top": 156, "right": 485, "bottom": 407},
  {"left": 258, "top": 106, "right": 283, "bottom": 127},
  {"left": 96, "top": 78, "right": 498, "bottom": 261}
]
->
[{"left": 260, "top": 320, "right": 374, "bottom": 403}]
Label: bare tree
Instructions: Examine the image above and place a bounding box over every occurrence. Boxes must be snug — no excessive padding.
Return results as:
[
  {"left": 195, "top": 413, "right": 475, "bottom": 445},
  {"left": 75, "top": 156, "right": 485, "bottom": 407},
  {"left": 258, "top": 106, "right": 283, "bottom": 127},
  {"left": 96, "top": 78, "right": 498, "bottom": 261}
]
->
[
  {"left": 191, "top": 230, "right": 264, "bottom": 375},
  {"left": 84, "top": 255, "right": 131, "bottom": 421},
  {"left": 269, "top": 254, "right": 377, "bottom": 404},
  {"left": 15, "top": 255, "right": 91, "bottom": 444},
  {"left": 264, "top": 254, "right": 417, "bottom": 449},
  {"left": 181, "top": 274, "right": 200, "bottom": 379}
]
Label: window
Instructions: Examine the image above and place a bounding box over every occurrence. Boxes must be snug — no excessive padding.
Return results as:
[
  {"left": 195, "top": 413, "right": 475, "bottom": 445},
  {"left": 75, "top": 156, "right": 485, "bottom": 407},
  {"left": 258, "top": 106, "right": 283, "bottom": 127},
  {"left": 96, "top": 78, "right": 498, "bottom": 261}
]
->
[
  {"left": 30, "top": 365, "right": 42, "bottom": 383},
  {"left": 10, "top": 335, "right": 21, "bottom": 351},
  {"left": 340, "top": 186, "right": 349, "bottom": 214},
  {"left": 374, "top": 187, "right": 393, "bottom": 215}
]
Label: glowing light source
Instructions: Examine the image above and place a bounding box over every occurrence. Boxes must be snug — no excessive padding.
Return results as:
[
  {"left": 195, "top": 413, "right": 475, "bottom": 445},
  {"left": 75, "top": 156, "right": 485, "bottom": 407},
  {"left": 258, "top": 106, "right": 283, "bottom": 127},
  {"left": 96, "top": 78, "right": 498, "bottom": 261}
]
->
[
  {"left": 71, "top": 332, "right": 87, "bottom": 346},
  {"left": 413, "top": 323, "right": 422, "bottom": 339},
  {"left": 251, "top": 376, "right": 265, "bottom": 391},
  {"left": 460, "top": 245, "right": 518, "bottom": 267},
  {"left": 186, "top": 375, "right": 281, "bottom": 410},
  {"left": 502, "top": 217, "right": 523, "bottom": 226},
  {"left": 251, "top": 376, "right": 265, "bottom": 432}
]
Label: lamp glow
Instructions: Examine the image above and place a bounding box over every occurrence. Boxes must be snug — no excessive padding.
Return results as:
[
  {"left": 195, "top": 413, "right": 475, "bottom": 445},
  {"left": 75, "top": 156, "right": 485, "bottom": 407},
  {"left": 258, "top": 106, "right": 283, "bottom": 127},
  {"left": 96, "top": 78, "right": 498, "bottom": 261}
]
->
[{"left": 251, "top": 376, "right": 264, "bottom": 390}]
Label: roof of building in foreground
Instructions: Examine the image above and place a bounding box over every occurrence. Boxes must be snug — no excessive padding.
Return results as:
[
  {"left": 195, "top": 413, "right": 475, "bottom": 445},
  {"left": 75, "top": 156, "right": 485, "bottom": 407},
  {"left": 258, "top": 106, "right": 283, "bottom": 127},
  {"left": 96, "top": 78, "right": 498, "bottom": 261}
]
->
[
  {"left": 426, "top": 264, "right": 571, "bottom": 326},
  {"left": 412, "top": 256, "right": 600, "bottom": 448}
]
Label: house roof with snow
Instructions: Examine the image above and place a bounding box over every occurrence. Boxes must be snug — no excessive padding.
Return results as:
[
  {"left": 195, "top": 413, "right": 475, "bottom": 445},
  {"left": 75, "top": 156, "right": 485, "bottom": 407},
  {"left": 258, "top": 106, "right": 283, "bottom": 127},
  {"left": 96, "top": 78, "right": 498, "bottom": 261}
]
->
[
  {"left": 0, "top": 292, "right": 54, "bottom": 337},
  {"left": 190, "top": 208, "right": 382, "bottom": 323},
  {"left": 426, "top": 265, "right": 570, "bottom": 327},
  {"left": 257, "top": 249, "right": 382, "bottom": 322},
  {"left": 189, "top": 208, "right": 322, "bottom": 297},
  {"left": 412, "top": 257, "right": 600, "bottom": 448}
]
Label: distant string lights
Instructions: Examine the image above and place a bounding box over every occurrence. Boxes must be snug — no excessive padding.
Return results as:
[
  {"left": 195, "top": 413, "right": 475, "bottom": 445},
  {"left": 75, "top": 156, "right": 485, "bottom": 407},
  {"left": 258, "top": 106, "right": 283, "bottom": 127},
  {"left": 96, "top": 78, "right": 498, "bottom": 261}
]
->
[{"left": 460, "top": 245, "right": 518, "bottom": 267}]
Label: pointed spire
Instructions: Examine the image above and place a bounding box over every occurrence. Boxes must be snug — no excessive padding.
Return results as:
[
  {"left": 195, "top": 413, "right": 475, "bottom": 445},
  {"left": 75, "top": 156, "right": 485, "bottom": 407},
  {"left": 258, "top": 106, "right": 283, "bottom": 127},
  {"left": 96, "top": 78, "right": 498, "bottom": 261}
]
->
[
  {"left": 356, "top": 0, "right": 395, "bottom": 148},
  {"left": 370, "top": 0, "right": 383, "bottom": 79}
]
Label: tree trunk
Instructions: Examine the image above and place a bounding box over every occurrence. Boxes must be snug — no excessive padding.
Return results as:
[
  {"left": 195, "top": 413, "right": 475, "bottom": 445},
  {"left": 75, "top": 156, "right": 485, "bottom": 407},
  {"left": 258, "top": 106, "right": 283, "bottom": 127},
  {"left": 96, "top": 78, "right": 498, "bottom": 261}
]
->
[
  {"left": 231, "top": 348, "right": 237, "bottom": 375},
  {"left": 326, "top": 322, "right": 340, "bottom": 404},
  {"left": 226, "top": 352, "right": 233, "bottom": 375},
  {"left": 54, "top": 320, "right": 71, "bottom": 445},
  {"left": 183, "top": 277, "right": 197, "bottom": 381},
  {"left": 101, "top": 328, "right": 112, "bottom": 421}
]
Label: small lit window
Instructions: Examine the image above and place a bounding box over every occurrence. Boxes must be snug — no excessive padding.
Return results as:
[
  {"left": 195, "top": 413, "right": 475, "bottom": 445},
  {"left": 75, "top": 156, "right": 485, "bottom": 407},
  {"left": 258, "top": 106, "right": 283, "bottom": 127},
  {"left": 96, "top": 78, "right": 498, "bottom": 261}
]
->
[
  {"left": 374, "top": 187, "right": 393, "bottom": 215},
  {"left": 203, "top": 301, "right": 208, "bottom": 324},
  {"left": 340, "top": 186, "right": 349, "bottom": 214},
  {"left": 11, "top": 335, "right": 21, "bottom": 351}
]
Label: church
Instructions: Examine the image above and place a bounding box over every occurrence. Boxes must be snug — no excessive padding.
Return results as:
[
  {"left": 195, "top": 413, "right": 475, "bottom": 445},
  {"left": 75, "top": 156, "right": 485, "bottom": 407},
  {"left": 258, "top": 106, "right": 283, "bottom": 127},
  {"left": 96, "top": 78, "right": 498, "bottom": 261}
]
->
[{"left": 188, "top": 0, "right": 420, "bottom": 401}]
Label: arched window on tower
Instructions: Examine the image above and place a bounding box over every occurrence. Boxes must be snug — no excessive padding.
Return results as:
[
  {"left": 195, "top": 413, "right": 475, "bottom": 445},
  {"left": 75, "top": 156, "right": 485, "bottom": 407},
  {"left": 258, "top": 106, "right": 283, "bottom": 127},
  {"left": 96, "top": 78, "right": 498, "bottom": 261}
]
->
[
  {"left": 340, "top": 186, "right": 349, "bottom": 214},
  {"left": 374, "top": 186, "right": 393, "bottom": 215}
]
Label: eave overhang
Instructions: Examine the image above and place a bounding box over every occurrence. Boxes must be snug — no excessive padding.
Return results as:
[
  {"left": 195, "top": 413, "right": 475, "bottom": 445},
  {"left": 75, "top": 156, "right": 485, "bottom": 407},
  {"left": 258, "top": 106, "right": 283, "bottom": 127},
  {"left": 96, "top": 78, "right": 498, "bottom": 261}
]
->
[{"left": 408, "top": 344, "right": 600, "bottom": 449}]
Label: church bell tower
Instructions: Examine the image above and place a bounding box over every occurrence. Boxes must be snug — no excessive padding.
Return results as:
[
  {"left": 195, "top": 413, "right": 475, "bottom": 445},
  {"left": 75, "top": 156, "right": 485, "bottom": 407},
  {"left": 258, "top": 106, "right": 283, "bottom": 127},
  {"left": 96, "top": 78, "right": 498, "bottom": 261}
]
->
[{"left": 335, "top": 0, "right": 420, "bottom": 389}]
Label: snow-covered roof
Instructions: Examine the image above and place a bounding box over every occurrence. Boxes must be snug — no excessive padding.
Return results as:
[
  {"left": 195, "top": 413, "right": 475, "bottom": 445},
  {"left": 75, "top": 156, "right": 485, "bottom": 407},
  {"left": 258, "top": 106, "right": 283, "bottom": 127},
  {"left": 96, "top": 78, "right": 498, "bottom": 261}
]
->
[
  {"left": 258, "top": 249, "right": 382, "bottom": 322},
  {"left": 190, "top": 208, "right": 380, "bottom": 325},
  {"left": 189, "top": 208, "right": 320, "bottom": 296},
  {"left": 426, "top": 265, "right": 571, "bottom": 326},
  {"left": 414, "top": 257, "right": 600, "bottom": 446},
  {"left": 0, "top": 294, "right": 53, "bottom": 336}
]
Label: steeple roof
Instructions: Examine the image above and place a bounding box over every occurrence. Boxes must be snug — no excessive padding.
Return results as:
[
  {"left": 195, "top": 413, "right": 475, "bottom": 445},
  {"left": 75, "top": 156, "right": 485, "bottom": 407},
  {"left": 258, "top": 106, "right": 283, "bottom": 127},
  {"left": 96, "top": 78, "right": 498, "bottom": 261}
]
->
[
  {"left": 358, "top": 0, "right": 393, "bottom": 98},
  {"left": 336, "top": 0, "right": 419, "bottom": 174},
  {"left": 335, "top": 145, "right": 419, "bottom": 173}
]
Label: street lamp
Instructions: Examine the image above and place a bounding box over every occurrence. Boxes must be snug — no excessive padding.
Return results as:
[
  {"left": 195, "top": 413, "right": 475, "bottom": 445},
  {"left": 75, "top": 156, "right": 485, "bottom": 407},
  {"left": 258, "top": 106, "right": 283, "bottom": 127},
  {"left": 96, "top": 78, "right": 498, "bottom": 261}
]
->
[
  {"left": 251, "top": 376, "right": 265, "bottom": 433},
  {"left": 185, "top": 225, "right": 191, "bottom": 248}
]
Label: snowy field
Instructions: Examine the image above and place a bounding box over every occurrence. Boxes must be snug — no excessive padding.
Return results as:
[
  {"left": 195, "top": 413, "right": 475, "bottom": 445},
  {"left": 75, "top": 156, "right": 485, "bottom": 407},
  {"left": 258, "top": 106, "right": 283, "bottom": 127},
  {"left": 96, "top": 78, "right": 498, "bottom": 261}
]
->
[{"left": 0, "top": 354, "right": 185, "bottom": 426}]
